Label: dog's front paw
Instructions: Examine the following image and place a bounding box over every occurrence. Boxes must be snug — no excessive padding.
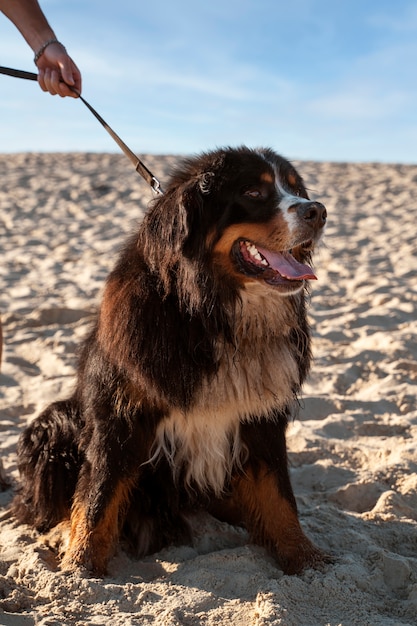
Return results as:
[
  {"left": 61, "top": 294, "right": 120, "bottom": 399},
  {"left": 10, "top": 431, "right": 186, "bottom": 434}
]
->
[{"left": 277, "top": 539, "right": 333, "bottom": 575}]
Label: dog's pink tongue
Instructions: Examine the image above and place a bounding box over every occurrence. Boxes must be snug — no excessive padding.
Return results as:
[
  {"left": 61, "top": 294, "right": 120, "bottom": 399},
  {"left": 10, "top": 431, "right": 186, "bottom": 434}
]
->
[{"left": 258, "top": 248, "right": 317, "bottom": 280}]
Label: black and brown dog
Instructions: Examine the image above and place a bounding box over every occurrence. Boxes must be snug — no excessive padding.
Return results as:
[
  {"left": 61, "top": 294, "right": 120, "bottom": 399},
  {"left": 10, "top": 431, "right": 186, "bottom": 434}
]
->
[{"left": 14, "top": 147, "right": 327, "bottom": 575}]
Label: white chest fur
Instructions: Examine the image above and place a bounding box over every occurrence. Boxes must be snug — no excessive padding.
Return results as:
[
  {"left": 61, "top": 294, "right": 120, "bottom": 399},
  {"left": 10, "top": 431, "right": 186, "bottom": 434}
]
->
[{"left": 150, "top": 285, "right": 302, "bottom": 495}]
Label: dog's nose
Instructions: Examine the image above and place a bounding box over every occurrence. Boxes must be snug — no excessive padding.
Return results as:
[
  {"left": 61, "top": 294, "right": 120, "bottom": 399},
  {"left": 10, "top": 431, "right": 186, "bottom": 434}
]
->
[{"left": 297, "top": 201, "right": 327, "bottom": 229}]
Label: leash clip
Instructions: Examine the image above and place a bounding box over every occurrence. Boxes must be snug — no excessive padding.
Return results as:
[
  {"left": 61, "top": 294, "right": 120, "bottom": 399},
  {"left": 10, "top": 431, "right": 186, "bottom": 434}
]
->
[{"left": 151, "top": 177, "right": 163, "bottom": 195}]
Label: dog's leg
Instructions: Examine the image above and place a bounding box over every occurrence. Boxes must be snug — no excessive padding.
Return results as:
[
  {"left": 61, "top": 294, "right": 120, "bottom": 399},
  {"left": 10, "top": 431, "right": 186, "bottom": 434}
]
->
[
  {"left": 233, "top": 461, "right": 324, "bottom": 574},
  {"left": 62, "top": 473, "right": 134, "bottom": 574},
  {"left": 60, "top": 414, "right": 142, "bottom": 575},
  {"left": 218, "top": 418, "right": 326, "bottom": 574}
]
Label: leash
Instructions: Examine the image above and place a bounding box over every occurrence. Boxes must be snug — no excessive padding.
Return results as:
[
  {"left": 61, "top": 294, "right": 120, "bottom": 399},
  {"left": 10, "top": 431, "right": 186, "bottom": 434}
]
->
[{"left": 0, "top": 65, "right": 163, "bottom": 195}]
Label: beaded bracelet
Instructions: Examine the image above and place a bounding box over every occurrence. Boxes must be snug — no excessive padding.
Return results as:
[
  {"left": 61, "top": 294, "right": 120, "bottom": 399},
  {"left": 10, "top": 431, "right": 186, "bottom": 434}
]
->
[{"left": 34, "top": 38, "right": 66, "bottom": 64}]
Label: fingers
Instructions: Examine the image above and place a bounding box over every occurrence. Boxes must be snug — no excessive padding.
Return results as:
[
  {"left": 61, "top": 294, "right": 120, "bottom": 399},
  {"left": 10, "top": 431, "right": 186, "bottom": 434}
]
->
[
  {"left": 36, "top": 42, "right": 82, "bottom": 97},
  {"left": 38, "top": 67, "right": 79, "bottom": 98}
]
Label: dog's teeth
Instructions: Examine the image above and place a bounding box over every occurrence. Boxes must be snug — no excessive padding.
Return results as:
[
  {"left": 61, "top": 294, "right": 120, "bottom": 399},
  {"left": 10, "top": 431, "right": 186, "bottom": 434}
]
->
[
  {"left": 245, "top": 241, "right": 269, "bottom": 266},
  {"left": 246, "top": 243, "right": 259, "bottom": 256}
]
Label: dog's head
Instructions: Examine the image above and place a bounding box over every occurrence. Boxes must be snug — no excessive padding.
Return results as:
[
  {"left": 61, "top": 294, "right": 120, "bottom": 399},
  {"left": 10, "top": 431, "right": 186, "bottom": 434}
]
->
[{"left": 142, "top": 147, "right": 326, "bottom": 298}]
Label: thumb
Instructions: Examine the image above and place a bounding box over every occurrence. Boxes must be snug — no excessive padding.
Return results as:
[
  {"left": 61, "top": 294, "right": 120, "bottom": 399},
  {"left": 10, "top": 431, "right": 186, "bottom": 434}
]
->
[{"left": 59, "top": 58, "right": 75, "bottom": 86}]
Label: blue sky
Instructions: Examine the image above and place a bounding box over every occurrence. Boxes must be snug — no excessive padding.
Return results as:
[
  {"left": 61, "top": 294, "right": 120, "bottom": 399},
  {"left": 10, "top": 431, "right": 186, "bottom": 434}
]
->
[{"left": 1, "top": 0, "right": 416, "bottom": 162}]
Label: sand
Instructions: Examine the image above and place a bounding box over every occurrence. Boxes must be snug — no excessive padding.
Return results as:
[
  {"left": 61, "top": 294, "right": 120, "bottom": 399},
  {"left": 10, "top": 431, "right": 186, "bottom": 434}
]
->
[{"left": 0, "top": 152, "right": 416, "bottom": 626}]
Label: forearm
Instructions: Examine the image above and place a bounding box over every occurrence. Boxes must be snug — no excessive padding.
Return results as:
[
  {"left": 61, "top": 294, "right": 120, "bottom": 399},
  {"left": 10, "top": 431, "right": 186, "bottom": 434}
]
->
[{"left": 0, "top": 0, "right": 55, "bottom": 51}]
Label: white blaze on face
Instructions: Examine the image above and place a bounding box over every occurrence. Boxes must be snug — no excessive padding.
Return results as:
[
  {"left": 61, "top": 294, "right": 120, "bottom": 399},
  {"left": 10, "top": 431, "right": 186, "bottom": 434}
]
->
[
  {"left": 275, "top": 177, "right": 311, "bottom": 236},
  {"left": 255, "top": 151, "right": 311, "bottom": 236}
]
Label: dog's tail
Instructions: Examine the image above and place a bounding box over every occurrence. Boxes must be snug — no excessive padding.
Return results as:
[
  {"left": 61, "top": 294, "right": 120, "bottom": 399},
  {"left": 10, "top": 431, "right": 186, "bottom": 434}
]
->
[{"left": 13, "top": 399, "right": 83, "bottom": 531}]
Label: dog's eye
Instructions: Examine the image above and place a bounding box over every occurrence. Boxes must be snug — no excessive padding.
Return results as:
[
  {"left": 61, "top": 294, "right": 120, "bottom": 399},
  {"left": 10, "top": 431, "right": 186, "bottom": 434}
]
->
[{"left": 243, "top": 188, "right": 263, "bottom": 199}]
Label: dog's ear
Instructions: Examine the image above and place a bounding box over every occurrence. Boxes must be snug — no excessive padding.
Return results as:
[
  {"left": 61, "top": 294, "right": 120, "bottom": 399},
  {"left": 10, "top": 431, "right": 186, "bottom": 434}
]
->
[
  {"left": 141, "top": 152, "right": 227, "bottom": 267},
  {"left": 177, "top": 178, "right": 210, "bottom": 257},
  {"left": 140, "top": 175, "right": 207, "bottom": 270}
]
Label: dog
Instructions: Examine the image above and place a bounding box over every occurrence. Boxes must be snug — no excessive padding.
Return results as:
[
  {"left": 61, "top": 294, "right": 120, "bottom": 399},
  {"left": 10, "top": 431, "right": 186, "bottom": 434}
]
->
[{"left": 14, "top": 146, "right": 327, "bottom": 575}]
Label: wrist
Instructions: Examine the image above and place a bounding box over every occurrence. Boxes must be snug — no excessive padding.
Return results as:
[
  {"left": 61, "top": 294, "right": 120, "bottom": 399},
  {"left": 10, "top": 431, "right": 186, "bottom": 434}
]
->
[{"left": 34, "top": 39, "right": 66, "bottom": 65}]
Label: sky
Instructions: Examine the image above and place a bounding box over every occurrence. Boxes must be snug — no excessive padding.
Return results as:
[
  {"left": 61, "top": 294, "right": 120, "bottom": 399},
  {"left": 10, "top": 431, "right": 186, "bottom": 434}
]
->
[{"left": 0, "top": 0, "right": 416, "bottom": 163}]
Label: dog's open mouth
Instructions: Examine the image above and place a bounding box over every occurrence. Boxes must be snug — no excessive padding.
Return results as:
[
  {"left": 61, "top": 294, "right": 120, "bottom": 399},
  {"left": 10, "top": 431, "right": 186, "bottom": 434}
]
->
[{"left": 234, "top": 239, "right": 317, "bottom": 286}]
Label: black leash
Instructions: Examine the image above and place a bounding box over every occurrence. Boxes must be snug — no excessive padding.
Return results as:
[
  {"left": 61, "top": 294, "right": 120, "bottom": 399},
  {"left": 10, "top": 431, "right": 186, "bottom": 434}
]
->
[{"left": 0, "top": 65, "right": 163, "bottom": 195}]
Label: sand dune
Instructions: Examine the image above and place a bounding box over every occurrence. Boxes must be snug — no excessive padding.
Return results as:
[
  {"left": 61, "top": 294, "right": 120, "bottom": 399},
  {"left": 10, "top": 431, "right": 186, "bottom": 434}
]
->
[{"left": 0, "top": 153, "right": 416, "bottom": 625}]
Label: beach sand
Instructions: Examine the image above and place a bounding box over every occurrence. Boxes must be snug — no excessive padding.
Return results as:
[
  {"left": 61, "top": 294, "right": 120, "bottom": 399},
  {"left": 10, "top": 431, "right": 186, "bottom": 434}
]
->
[{"left": 0, "top": 152, "right": 416, "bottom": 626}]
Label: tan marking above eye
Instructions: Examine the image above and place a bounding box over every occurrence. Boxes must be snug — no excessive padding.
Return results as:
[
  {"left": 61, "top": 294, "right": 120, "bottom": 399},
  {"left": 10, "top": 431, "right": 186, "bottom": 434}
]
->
[
  {"left": 261, "top": 172, "right": 274, "bottom": 183},
  {"left": 287, "top": 173, "right": 297, "bottom": 187}
]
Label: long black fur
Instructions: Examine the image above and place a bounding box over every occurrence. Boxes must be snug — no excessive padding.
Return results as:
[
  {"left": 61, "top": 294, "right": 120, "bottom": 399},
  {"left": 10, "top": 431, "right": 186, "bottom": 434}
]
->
[{"left": 13, "top": 146, "right": 327, "bottom": 574}]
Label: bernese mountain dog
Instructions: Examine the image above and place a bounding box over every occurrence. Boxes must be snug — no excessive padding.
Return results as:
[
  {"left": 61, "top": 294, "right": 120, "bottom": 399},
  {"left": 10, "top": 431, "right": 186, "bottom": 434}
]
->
[{"left": 14, "top": 146, "right": 328, "bottom": 575}]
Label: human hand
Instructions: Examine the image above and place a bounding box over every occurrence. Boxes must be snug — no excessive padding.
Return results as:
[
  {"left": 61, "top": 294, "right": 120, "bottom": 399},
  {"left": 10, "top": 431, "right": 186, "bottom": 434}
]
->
[{"left": 36, "top": 41, "right": 82, "bottom": 97}]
